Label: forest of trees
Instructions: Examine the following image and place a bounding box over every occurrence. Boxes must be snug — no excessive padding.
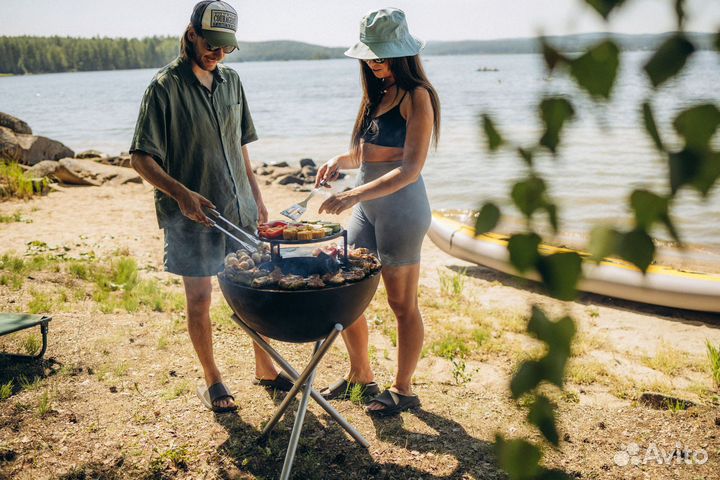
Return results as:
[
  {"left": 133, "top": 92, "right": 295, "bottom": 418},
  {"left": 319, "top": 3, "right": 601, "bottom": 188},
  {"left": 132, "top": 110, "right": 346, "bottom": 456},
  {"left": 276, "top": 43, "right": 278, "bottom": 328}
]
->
[
  {"left": 0, "top": 36, "right": 179, "bottom": 74},
  {"left": 0, "top": 32, "right": 715, "bottom": 75}
]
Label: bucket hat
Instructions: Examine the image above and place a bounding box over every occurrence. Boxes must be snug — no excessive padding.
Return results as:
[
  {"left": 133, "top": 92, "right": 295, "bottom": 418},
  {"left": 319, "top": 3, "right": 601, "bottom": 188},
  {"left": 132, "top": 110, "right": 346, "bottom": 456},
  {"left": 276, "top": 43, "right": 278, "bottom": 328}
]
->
[
  {"left": 191, "top": 1, "right": 239, "bottom": 49},
  {"left": 345, "top": 8, "right": 425, "bottom": 60}
]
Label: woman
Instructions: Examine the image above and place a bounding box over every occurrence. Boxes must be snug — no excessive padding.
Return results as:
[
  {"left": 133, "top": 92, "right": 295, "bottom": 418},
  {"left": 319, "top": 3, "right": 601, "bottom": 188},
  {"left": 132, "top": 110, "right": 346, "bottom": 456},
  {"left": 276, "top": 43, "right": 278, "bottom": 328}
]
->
[{"left": 316, "top": 7, "right": 440, "bottom": 416}]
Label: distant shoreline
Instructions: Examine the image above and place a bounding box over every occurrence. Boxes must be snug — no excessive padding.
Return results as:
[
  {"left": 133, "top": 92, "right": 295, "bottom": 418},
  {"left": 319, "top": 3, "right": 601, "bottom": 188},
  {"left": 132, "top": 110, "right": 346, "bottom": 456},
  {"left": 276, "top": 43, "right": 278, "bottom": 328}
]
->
[{"left": 0, "top": 32, "right": 715, "bottom": 76}]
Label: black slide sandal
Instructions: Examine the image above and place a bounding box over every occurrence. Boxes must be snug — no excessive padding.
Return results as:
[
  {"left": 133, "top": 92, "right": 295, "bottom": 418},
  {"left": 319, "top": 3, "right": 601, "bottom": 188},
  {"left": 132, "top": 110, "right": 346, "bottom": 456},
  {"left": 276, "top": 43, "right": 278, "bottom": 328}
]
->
[
  {"left": 321, "top": 378, "right": 380, "bottom": 402},
  {"left": 253, "top": 371, "right": 295, "bottom": 392},
  {"left": 366, "top": 389, "right": 420, "bottom": 417},
  {"left": 197, "top": 382, "right": 237, "bottom": 413}
]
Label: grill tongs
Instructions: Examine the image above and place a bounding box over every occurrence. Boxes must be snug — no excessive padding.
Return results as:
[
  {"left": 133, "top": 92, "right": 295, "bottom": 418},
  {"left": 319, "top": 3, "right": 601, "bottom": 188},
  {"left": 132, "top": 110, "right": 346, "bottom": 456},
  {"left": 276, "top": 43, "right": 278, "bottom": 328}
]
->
[{"left": 206, "top": 208, "right": 262, "bottom": 253}]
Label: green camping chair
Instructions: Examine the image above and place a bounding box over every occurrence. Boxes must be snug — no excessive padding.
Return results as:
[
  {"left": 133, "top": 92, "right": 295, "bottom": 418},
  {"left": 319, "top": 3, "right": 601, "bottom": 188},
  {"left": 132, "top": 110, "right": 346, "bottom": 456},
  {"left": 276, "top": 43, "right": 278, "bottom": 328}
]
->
[{"left": 0, "top": 314, "right": 52, "bottom": 361}]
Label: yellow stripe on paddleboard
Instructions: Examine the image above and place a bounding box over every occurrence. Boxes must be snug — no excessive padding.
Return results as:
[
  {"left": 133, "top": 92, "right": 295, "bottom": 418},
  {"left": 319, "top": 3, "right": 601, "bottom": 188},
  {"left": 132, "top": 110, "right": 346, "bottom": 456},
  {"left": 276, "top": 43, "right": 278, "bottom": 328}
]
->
[{"left": 433, "top": 213, "right": 720, "bottom": 282}]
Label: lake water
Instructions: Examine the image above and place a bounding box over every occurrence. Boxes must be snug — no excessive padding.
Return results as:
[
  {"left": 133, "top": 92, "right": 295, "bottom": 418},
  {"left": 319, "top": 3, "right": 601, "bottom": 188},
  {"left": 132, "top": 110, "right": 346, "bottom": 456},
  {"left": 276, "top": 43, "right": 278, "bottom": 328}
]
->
[{"left": 1, "top": 52, "right": 719, "bottom": 255}]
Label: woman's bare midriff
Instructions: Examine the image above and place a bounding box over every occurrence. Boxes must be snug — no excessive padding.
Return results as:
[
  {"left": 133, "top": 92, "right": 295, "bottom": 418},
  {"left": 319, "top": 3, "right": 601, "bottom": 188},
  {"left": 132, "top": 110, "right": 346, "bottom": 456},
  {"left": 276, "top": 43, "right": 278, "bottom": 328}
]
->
[{"left": 360, "top": 142, "right": 404, "bottom": 163}]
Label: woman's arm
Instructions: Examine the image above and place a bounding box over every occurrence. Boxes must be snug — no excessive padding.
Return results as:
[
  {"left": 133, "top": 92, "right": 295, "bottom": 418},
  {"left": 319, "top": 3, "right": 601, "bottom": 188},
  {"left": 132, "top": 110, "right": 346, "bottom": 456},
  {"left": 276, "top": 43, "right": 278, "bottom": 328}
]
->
[
  {"left": 315, "top": 151, "right": 360, "bottom": 187},
  {"left": 319, "top": 88, "right": 434, "bottom": 214},
  {"left": 242, "top": 145, "right": 268, "bottom": 223}
]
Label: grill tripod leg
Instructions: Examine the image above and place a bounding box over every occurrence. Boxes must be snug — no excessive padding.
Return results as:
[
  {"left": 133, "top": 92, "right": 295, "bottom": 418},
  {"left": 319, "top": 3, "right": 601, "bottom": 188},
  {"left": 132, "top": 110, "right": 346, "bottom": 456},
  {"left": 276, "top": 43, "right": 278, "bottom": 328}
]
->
[
  {"left": 260, "top": 325, "right": 340, "bottom": 437},
  {"left": 231, "top": 315, "right": 369, "bottom": 448},
  {"left": 279, "top": 342, "right": 320, "bottom": 480}
]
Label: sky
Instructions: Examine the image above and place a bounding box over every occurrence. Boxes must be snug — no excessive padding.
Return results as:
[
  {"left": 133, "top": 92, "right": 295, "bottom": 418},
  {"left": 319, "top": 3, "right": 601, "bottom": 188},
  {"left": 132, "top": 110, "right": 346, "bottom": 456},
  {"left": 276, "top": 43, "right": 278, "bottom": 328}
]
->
[{"left": 0, "top": 0, "right": 718, "bottom": 46}]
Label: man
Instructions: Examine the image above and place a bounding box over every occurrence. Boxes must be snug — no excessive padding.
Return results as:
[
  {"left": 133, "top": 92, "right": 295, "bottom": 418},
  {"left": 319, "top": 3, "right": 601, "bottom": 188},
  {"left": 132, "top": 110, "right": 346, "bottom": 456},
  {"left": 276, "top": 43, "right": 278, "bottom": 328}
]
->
[{"left": 130, "top": 0, "right": 290, "bottom": 413}]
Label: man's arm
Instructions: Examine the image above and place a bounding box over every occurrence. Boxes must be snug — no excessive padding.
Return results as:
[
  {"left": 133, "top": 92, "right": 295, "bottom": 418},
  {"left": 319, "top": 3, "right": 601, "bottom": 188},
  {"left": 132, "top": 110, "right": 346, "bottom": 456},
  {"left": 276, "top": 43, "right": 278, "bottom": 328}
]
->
[
  {"left": 241, "top": 145, "right": 268, "bottom": 224},
  {"left": 130, "top": 152, "right": 215, "bottom": 227}
]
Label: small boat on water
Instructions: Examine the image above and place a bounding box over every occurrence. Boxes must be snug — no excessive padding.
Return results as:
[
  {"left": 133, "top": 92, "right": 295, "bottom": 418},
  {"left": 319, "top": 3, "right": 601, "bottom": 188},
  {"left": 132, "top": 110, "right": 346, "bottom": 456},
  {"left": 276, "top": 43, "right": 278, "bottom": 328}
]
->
[{"left": 428, "top": 211, "right": 720, "bottom": 313}]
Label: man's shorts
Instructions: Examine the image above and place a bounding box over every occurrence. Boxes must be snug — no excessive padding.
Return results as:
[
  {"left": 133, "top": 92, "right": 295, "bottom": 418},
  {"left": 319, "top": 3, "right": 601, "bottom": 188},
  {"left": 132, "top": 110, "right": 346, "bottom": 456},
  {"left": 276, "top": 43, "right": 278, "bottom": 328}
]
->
[{"left": 163, "top": 225, "right": 234, "bottom": 277}]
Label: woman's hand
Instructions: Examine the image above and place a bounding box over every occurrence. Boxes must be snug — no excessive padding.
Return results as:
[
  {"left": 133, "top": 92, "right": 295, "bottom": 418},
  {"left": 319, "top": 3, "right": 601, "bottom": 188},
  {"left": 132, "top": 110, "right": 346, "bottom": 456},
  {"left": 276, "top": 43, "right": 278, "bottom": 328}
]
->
[
  {"left": 318, "top": 189, "right": 361, "bottom": 215},
  {"left": 256, "top": 197, "right": 269, "bottom": 224},
  {"left": 315, "top": 157, "right": 341, "bottom": 187},
  {"left": 176, "top": 187, "right": 215, "bottom": 227}
]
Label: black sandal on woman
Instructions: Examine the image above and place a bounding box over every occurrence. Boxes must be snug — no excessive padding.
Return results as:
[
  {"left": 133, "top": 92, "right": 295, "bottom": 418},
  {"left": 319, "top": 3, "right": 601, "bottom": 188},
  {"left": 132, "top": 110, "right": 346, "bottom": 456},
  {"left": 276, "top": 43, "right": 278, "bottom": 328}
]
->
[
  {"left": 365, "top": 389, "right": 420, "bottom": 417},
  {"left": 321, "top": 378, "right": 380, "bottom": 402}
]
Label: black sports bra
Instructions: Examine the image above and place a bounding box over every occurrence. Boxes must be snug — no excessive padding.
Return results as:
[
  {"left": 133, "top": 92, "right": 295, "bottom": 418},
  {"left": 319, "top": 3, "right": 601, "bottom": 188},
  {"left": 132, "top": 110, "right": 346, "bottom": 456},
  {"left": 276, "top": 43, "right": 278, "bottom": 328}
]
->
[{"left": 360, "top": 91, "right": 408, "bottom": 148}]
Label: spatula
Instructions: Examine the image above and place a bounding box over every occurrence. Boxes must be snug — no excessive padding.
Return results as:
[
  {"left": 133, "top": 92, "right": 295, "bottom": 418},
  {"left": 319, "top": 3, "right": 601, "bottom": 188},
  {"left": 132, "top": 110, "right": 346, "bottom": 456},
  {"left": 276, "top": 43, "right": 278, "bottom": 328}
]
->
[{"left": 280, "top": 180, "right": 329, "bottom": 221}]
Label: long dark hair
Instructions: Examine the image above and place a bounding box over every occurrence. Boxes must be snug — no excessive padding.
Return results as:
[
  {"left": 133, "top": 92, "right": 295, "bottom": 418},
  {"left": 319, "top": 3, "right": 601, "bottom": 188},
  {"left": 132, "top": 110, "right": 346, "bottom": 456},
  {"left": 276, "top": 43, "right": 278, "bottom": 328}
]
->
[
  {"left": 180, "top": 24, "right": 195, "bottom": 62},
  {"left": 350, "top": 55, "right": 441, "bottom": 160}
]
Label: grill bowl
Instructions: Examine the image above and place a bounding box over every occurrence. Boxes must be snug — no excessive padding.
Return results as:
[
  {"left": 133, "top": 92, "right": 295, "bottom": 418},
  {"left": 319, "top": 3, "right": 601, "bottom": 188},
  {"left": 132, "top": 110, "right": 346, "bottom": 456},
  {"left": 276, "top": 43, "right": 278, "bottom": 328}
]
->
[{"left": 218, "top": 270, "right": 381, "bottom": 343}]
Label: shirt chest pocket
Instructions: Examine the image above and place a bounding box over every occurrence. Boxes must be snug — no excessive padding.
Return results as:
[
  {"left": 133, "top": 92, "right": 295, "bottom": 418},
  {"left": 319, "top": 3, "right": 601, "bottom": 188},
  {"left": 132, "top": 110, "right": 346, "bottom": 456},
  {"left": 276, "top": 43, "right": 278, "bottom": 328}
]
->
[{"left": 222, "top": 104, "right": 244, "bottom": 146}]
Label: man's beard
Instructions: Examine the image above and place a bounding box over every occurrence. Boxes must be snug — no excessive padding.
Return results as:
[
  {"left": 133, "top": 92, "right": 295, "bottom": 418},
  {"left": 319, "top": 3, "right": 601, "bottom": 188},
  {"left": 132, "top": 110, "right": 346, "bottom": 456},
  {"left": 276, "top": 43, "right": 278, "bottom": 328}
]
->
[{"left": 194, "top": 50, "right": 217, "bottom": 72}]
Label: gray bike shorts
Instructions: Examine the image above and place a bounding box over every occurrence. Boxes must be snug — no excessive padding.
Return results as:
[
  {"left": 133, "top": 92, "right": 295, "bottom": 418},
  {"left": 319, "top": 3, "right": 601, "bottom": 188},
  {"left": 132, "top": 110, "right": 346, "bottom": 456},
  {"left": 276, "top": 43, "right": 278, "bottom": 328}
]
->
[{"left": 347, "top": 161, "right": 431, "bottom": 267}]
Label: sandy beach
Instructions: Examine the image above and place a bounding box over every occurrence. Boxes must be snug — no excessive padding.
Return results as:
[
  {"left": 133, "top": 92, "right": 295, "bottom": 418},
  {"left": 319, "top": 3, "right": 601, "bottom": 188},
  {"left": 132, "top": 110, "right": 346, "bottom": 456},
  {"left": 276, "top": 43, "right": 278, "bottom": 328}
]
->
[{"left": 1, "top": 180, "right": 719, "bottom": 479}]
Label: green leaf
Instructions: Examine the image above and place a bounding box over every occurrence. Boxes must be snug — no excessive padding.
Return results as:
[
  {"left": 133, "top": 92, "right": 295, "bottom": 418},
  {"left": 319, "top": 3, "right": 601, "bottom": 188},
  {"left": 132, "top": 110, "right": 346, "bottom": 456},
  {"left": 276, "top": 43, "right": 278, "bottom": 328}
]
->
[
  {"left": 641, "top": 101, "right": 665, "bottom": 152},
  {"left": 518, "top": 147, "right": 534, "bottom": 166},
  {"left": 693, "top": 150, "right": 720, "bottom": 197},
  {"left": 538, "top": 469, "right": 573, "bottom": 480},
  {"left": 618, "top": 229, "right": 655, "bottom": 273},
  {"left": 528, "top": 395, "right": 560, "bottom": 446},
  {"left": 528, "top": 308, "right": 576, "bottom": 356},
  {"left": 569, "top": 40, "right": 620, "bottom": 100},
  {"left": 630, "top": 189, "right": 668, "bottom": 230},
  {"left": 539, "top": 98, "right": 575, "bottom": 153},
  {"left": 673, "top": 104, "right": 720, "bottom": 150},
  {"left": 495, "top": 435, "right": 543, "bottom": 480},
  {"left": 589, "top": 225, "right": 620, "bottom": 261},
  {"left": 508, "top": 233, "right": 541, "bottom": 273},
  {"left": 537, "top": 252, "right": 582, "bottom": 301},
  {"left": 475, "top": 202, "right": 501, "bottom": 235},
  {"left": 669, "top": 148, "right": 703, "bottom": 195},
  {"left": 482, "top": 114, "right": 504, "bottom": 152},
  {"left": 510, "top": 361, "right": 544, "bottom": 399},
  {"left": 629, "top": 191, "right": 680, "bottom": 245},
  {"left": 644, "top": 34, "right": 696, "bottom": 88},
  {"left": 541, "top": 40, "right": 566, "bottom": 71},
  {"left": 511, "top": 177, "right": 547, "bottom": 218},
  {"left": 584, "top": 0, "right": 627, "bottom": 19},
  {"left": 670, "top": 149, "right": 720, "bottom": 198},
  {"left": 545, "top": 203, "right": 559, "bottom": 234}
]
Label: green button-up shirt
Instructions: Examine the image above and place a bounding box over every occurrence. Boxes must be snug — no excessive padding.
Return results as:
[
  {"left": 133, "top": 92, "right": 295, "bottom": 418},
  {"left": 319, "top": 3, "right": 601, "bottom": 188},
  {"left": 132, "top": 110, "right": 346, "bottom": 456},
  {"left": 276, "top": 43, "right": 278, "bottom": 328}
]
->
[{"left": 130, "top": 57, "right": 258, "bottom": 231}]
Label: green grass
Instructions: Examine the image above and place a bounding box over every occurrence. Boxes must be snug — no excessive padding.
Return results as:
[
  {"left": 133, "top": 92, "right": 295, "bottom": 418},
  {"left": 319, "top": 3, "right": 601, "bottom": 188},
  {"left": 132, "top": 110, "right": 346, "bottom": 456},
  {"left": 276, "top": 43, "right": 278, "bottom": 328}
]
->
[
  {"left": 429, "top": 335, "right": 470, "bottom": 360},
  {"left": 707, "top": 340, "right": 720, "bottom": 388},
  {"left": 163, "top": 380, "right": 191, "bottom": 400},
  {"left": 567, "top": 359, "right": 611, "bottom": 385},
  {"left": 0, "top": 381, "right": 13, "bottom": 400},
  {"left": 148, "top": 446, "right": 190, "bottom": 477},
  {"left": 451, "top": 357, "right": 471, "bottom": 385},
  {"left": 384, "top": 325, "right": 398, "bottom": 347},
  {"left": 642, "top": 341, "right": 693, "bottom": 376},
  {"left": 348, "top": 383, "right": 369, "bottom": 405},
  {"left": 665, "top": 398, "right": 689, "bottom": 413},
  {"left": 27, "top": 290, "right": 53, "bottom": 314},
  {"left": 19, "top": 374, "right": 42, "bottom": 391},
  {"left": 438, "top": 267, "right": 467, "bottom": 297},
  {"left": 21, "top": 333, "right": 41, "bottom": 356},
  {"left": 37, "top": 391, "right": 52, "bottom": 417},
  {"left": 0, "top": 161, "right": 48, "bottom": 200},
  {"left": 0, "top": 211, "right": 23, "bottom": 223}
]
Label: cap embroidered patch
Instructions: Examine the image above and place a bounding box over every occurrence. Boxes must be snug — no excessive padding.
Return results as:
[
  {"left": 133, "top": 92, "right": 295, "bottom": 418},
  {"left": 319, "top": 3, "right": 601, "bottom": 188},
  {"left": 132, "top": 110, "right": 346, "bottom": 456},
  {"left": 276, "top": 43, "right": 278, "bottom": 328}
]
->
[{"left": 210, "top": 10, "right": 237, "bottom": 31}]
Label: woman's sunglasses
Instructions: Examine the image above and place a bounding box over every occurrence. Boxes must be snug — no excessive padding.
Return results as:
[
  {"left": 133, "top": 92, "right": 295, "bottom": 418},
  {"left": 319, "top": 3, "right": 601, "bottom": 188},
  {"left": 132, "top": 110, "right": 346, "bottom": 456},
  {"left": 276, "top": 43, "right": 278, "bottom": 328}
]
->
[
  {"left": 201, "top": 37, "right": 236, "bottom": 55},
  {"left": 365, "top": 58, "right": 387, "bottom": 64}
]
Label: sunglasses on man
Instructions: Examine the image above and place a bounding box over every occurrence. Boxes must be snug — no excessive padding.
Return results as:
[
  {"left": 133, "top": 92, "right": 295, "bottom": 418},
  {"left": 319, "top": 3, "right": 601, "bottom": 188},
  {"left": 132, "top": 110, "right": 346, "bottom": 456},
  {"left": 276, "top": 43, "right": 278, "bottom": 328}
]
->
[{"left": 200, "top": 37, "right": 236, "bottom": 55}]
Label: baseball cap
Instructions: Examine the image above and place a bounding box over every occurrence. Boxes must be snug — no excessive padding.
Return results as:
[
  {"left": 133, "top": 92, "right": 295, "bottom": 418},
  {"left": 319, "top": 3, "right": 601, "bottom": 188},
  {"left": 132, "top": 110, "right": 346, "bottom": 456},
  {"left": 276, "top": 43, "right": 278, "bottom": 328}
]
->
[{"left": 191, "top": 1, "right": 239, "bottom": 50}]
